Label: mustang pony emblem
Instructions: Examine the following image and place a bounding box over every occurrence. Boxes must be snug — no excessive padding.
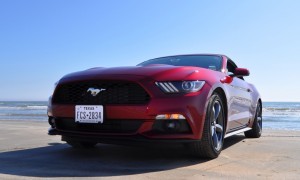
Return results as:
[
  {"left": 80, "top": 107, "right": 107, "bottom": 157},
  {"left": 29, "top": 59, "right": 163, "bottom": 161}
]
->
[{"left": 87, "top": 88, "right": 106, "bottom": 96}]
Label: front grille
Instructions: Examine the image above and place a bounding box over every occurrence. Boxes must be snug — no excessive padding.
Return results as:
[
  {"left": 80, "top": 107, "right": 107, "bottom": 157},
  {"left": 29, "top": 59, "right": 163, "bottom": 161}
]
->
[
  {"left": 55, "top": 118, "right": 143, "bottom": 133},
  {"left": 53, "top": 81, "right": 150, "bottom": 105}
]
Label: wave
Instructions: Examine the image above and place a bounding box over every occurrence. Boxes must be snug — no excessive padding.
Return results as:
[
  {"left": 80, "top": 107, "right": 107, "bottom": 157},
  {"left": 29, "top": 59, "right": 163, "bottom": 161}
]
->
[
  {"left": 0, "top": 118, "right": 48, "bottom": 121},
  {"left": 0, "top": 113, "right": 47, "bottom": 117},
  {"left": 27, "top": 106, "right": 48, "bottom": 110},
  {"left": 263, "top": 107, "right": 300, "bottom": 112},
  {"left": 0, "top": 106, "right": 47, "bottom": 110},
  {"left": 263, "top": 113, "right": 300, "bottom": 119},
  {"left": 263, "top": 116, "right": 300, "bottom": 122}
]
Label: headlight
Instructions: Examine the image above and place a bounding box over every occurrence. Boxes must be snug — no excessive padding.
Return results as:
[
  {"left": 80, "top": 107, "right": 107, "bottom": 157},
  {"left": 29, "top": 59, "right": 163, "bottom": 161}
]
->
[{"left": 155, "top": 81, "right": 205, "bottom": 93}]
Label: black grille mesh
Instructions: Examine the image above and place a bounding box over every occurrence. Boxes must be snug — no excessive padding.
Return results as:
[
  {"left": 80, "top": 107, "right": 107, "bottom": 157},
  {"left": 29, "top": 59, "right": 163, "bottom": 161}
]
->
[{"left": 53, "top": 81, "right": 150, "bottom": 105}]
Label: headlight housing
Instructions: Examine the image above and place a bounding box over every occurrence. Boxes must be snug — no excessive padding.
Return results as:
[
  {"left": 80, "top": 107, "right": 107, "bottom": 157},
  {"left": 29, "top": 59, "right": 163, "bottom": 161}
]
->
[{"left": 155, "top": 81, "right": 205, "bottom": 93}]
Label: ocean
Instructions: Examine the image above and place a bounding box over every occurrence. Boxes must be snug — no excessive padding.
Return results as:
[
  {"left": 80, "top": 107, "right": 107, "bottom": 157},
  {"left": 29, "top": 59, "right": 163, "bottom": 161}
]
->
[
  {"left": 262, "top": 102, "right": 300, "bottom": 131},
  {"left": 0, "top": 101, "right": 299, "bottom": 131},
  {"left": 0, "top": 101, "right": 48, "bottom": 121}
]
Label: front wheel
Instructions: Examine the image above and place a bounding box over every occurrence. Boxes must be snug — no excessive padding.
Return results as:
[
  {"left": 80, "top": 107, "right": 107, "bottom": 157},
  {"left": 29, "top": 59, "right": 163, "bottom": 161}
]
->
[{"left": 189, "top": 92, "right": 225, "bottom": 159}]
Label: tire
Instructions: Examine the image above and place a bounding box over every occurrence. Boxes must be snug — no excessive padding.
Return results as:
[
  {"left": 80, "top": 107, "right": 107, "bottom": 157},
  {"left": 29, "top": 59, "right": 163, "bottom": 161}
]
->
[
  {"left": 189, "top": 92, "right": 226, "bottom": 159},
  {"left": 66, "top": 140, "right": 97, "bottom": 148},
  {"left": 244, "top": 102, "right": 262, "bottom": 138}
]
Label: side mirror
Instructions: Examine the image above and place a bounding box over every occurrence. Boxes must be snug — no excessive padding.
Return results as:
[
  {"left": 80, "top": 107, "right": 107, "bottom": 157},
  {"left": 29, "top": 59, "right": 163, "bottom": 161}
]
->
[{"left": 232, "top": 68, "right": 250, "bottom": 77}]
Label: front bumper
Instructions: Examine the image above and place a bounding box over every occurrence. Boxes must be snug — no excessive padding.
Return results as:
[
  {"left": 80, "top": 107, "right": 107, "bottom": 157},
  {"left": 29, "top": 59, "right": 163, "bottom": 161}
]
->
[
  {"left": 48, "top": 128, "right": 201, "bottom": 145},
  {"left": 49, "top": 92, "right": 209, "bottom": 140}
]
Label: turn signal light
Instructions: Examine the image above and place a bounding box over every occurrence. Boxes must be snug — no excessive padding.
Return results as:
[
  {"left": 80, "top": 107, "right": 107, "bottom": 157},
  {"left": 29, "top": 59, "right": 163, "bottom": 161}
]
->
[{"left": 155, "top": 114, "right": 186, "bottom": 120}]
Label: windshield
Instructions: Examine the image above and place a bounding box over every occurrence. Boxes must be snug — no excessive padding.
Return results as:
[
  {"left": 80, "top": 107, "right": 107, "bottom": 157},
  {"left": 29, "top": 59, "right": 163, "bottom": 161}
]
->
[{"left": 137, "top": 55, "right": 223, "bottom": 71}]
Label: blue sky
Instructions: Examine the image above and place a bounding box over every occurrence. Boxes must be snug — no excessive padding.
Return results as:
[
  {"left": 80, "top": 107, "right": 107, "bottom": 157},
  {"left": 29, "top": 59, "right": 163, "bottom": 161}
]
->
[{"left": 0, "top": 0, "right": 299, "bottom": 101}]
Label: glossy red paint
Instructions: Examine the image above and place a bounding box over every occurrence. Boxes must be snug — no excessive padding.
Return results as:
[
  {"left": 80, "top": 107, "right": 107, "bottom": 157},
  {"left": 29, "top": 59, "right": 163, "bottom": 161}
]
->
[{"left": 48, "top": 54, "right": 261, "bottom": 143}]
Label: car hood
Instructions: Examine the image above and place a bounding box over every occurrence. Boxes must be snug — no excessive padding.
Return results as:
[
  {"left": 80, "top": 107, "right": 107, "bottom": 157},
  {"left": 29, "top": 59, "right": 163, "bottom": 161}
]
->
[{"left": 59, "top": 64, "right": 218, "bottom": 83}]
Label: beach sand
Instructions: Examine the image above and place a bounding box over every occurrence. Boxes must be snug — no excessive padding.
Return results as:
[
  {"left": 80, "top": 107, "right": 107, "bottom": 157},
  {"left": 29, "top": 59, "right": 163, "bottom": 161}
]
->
[{"left": 0, "top": 120, "right": 299, "bottom": 180}]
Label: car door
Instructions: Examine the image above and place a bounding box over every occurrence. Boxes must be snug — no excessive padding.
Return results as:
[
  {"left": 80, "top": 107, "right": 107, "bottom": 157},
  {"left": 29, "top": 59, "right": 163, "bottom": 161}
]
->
[{"left": 226, "top": 60, "right": 252, "bottom": 132}]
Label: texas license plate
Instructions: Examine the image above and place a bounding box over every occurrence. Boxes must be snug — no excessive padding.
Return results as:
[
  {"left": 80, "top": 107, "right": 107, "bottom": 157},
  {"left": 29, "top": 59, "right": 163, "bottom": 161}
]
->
[{"left": 75, "top": 105, "right": 103, "bottom": 123}]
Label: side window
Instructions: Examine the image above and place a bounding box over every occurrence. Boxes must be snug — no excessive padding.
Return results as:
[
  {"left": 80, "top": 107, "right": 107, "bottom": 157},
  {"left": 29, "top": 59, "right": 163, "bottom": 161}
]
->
[{"left": 226, "top": 60, "right": 236, "bottom": 76}]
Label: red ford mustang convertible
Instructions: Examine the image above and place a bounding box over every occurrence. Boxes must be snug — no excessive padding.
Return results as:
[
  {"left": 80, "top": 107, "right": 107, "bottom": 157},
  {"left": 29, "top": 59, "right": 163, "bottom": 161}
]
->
[{"left": 48, "top": 54, "right": 262, "bottom": 158}]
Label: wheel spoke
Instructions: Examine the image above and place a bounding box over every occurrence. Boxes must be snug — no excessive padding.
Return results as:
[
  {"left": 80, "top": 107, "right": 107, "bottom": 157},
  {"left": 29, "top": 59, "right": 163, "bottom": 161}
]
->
[
  {"left": 257, "top": 106, "right": 261, "bottom": 117},
  {"left": 212, "top": 106, "right": 216, "bottom": 122},
  {"left": 217, "top": 140, "right": 222, "bottom": 150},
  {"left": 212, "top": 131, "right": 218, "bottom": 147},
  {"left": 213, "top": 101, "right": 221, "bottom": 121},
  {"left": 257, "top": 117, "right": 262, "bottom": 122},
  {"left": 215, "top": 124, "right": 223, "bottom": 133},
  {"left": 257, "top": 116, "right": 262, "bottom": 130},
  {"left": 211, "top": 125, "right": 215, "bottom": 136}
]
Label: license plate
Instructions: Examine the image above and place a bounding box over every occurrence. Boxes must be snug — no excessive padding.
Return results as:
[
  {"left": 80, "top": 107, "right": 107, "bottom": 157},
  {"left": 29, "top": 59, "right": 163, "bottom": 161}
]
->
[{"left": 75, "top": 105, "right": 103, "bottom": 123}]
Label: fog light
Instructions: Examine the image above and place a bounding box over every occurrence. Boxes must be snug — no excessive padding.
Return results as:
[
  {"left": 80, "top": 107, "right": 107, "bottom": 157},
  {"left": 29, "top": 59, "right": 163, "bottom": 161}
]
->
[
  {"left": 156, "top": 114, "right": 186, "bottom": 120},
  {"left": 166, "top": 122, "right": 176, "bottom": 129},
  {"left": 164, "top": 121, "right": 180, "bottom": 131}
]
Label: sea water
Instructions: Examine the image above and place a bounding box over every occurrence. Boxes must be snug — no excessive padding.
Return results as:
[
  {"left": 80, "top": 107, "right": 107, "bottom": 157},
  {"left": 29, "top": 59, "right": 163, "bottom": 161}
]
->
[
  {"left": 0, "top": 101, "right": 48, "bottom": 121},
  {"left": 0, "top": 101, "right": 299, "bottom": 131},
  {"left": 263, "top": 102, "right": 300, "bottom": 131}
]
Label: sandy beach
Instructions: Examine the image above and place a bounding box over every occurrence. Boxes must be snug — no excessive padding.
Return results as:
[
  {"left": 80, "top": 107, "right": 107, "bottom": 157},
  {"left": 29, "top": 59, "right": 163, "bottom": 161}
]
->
[{"left": 0, "top": 120, "right": 299, "bottom": 180}]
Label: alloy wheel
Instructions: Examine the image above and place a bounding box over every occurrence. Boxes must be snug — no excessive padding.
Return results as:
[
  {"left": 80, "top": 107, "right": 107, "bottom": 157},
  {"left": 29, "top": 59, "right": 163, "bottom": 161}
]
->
[{"left": 210, "top": 100, "right": 224, "bottom": 151}]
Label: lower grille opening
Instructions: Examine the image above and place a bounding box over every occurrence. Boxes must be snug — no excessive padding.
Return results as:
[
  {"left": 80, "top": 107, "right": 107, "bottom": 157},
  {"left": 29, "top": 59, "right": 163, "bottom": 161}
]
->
[
  {"left": 55, "top": 118, "right": 143, "bottom": 133},
  {"left": 151, "top": 119, "right": 192, "bottom": 134}
]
